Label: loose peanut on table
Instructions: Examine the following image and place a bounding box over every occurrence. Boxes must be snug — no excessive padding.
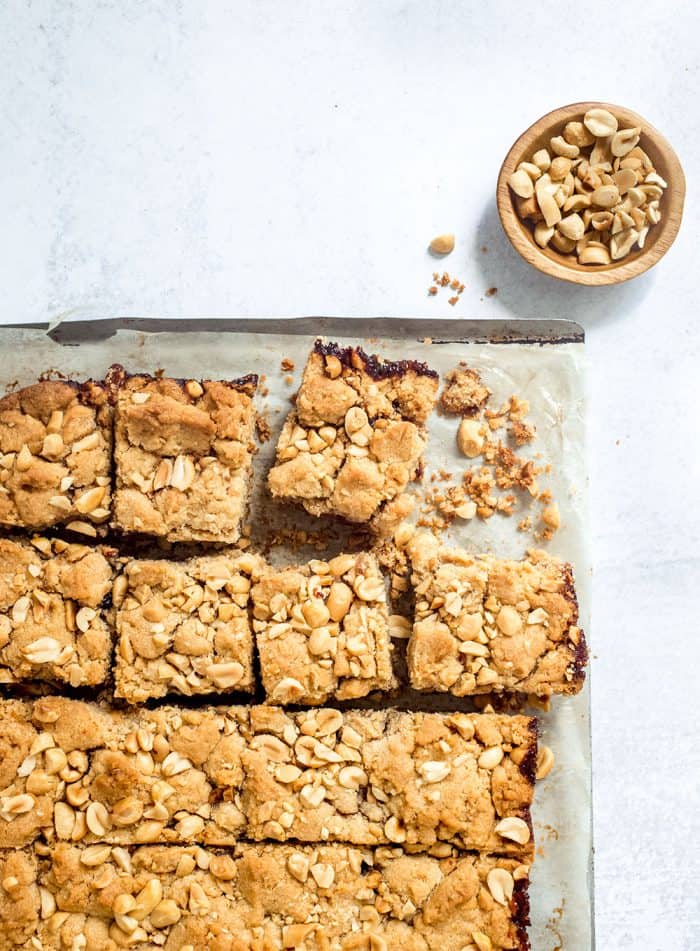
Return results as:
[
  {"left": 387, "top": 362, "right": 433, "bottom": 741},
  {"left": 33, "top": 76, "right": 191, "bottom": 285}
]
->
[{"left": 507, "top": 108, "right": 668, "bottom": 265}]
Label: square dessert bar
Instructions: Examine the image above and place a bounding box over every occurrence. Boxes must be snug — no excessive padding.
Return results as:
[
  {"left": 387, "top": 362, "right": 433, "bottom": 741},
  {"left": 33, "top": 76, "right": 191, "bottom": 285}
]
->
[
  {"left": 407, "top": 533, "right": 588, "bottom": 698},
  {"left": 0, "top": 379, "right": 113, "bottom": 536},
  {"left": 251, "top": 551, "right": 394, "bottom": 705},
  {"left": 0, "top": 700, "right": 535, "bottom": 859},
  {"left": 113, "top": 373, "right": 257, "bottom": 543},
  {"left": 0, "top": 844, "right": 531, "bottom": 951},
  {"left": 115, "top": 551, "right": 263, "bottom": 702},
  {"left": 0, "top": 698, "right": 250, "bottom": 850},
  {"left": 242, "top": 706, "right": 536, "bottom": 858},
  {"left": 0, "top": 536, "right": 115, "bottom": 688},
  {"left": 268, "top": 340, "right": 439, "bottom": 524}
]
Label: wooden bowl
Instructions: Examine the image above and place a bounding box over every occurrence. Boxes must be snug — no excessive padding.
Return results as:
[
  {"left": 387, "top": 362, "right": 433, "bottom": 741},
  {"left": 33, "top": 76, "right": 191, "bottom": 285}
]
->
[{"left": 496, "top": 102, "right": 685, "bottom": 285}]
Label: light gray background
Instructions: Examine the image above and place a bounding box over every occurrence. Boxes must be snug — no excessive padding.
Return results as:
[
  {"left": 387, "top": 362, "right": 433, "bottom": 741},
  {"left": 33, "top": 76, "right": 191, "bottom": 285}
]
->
[{"left": 2, "top": 2, "right": 699, "bottom": 948}]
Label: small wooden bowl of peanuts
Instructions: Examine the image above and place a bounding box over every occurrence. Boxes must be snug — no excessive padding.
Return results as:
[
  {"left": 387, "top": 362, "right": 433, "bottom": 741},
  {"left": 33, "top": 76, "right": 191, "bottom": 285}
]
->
[{"left": 497, "top": 102, "right": 685, "bottom": 285}]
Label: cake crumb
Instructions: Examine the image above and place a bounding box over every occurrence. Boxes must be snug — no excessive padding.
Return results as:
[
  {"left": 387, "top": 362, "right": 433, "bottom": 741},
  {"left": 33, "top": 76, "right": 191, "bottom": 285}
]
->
[
  {"left": 255, "top": 413, "right": 272, "bottom": 443},
  {"left": 280, "top": 358, "right": 295, "bottom": 372},
  {"left": 485, "top": 286, "right": 498, "bottom": 297},
  {"left": 440, "top": 364, "right": 491, "bottom": 416},
  {"left": 511, "top": 420, "right": 536, "bottom": 445},
  {"left": 427, "top": 272, "right": 466, "bottom": 300}
]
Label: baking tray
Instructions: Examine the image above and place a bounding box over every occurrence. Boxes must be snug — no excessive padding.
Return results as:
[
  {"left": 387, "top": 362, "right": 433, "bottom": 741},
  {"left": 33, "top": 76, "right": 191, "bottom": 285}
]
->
[{"left": 0, "top": 317, "right": 592, "bottom": 951}]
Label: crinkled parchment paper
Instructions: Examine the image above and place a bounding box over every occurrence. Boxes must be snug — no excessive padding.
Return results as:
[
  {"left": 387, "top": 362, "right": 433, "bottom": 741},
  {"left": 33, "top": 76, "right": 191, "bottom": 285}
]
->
[{"left": 0, "top": 323, "right": 591, "bottom": 950}]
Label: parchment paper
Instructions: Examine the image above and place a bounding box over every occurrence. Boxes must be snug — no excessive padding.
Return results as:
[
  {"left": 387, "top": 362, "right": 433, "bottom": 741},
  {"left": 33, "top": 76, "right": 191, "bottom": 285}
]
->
[{"left": 0, "top": 324, "right": 591, "bottom": 950}]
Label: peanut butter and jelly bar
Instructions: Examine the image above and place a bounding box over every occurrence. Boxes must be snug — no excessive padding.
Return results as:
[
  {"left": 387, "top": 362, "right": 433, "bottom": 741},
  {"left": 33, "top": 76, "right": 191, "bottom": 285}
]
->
[
  {"left": 0, "top": 380, "right": 112, "bottom": 536},
  {"left": 0, "top": 698, "right": 249, "bottom": 850},
  {"left": 0, "top": 700, "right": 535, "bottom": 858},
  {"left": 268, "top": 341, "right": 439, "bottom": 523},
  {"left": 115, "top": 551, "right": 263, "bottom": 703},
  {"left": 0, "top": 536, "right": 114, "bottom": 688},
  {"left": 242, "top": 706, "right": 536, "bottom": 858},
  {"left": 113, "top": 374, "right": 257, "bottom": 543},
  {"left": 251, "top": 551, "right": 393, "bottom": 705},
  {"left": 0, "top": 843, "right": 531, "bottom": 950},
  {"left": 407, "top": 533, "right": 587, "bottom": 698}
]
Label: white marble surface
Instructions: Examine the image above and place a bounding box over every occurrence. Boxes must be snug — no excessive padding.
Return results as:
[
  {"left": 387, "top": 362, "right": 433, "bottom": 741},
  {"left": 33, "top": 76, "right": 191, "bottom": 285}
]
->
[{"left": 2, "top": 1, "right": 699, "bottom": 947}]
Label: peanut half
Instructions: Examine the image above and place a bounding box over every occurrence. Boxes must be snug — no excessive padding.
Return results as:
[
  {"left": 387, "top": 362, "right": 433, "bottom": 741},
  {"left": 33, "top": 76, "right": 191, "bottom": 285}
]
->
[{"left": 507, "top": 108, "right": 668, "bottom": 266}]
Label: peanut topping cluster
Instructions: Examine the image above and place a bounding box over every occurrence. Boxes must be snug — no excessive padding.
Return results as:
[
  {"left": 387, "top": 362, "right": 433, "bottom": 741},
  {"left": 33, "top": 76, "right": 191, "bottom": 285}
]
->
[
  {"left": 115, "top": 551, "right": 264, "bottom": 702},
  {"left": 268, "top": 342, "right": 439, "bottom": 524},
  {"left": 0, "top": 536, "right": 114, "bottom": 688},
  {"left": 0, "top": 380, "right": 112, "bottom": 537},
  {"left": 251, "top": 552, "right": 393, "bottom": 705},
  {"left": 407, "top": 533, "right": 586, "bottom": 698}
]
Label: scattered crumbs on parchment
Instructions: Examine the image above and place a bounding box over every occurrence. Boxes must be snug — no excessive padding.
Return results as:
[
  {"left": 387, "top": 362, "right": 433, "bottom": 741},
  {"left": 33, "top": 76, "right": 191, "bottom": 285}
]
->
[
  {"left": 421, "top": 363, "right": 561, "bottom": 540},
  {"left": 280, "top": 357, "right": 295, "bottom": 372},
  {"left": 255, "top": 413, "right": 272, "bottom": 443},
  {"left": 284, "top": 375, "right": 294, "bottom": 386},
  {"left": 545, "top": 898, "right": 565, "bottom": 951},
  {"left": 259, "top": 526, "right": 338, "bottom": 556},
  {"left": 485, "top": 286, "right": 498, "bottom": 297}
]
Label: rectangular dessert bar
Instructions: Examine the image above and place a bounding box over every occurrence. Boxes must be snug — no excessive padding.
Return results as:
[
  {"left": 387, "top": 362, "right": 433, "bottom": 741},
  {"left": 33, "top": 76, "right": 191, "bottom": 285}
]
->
[
  {"left": 0, "top": 699, "right": 535, "bottom": 858},
  {"left": 0, "top": 698, "right": 249, "bottom": 850},
  {"left": 0, "top": 536, "right": 115, "bottom": 688},
  {"left": 242, "top": 706, "right": 536, "bottom": 858},
  {"left": 0, "top": 843, "right": 531, "bottom": 951},
  {"left": 407, "top": 533, "right": 587, "bottom": 698},
  {"left": 0, "top": 379, "right": 113, "bottom": 537},
  {"left": 113, "top": 373, "right": 257, "bottom": 543},
  {"left": 268, "top": 340, "right": 439, "bottom": 524},
  {"left": 251, "top": 551, "right": 394, "bottom": 705},
  {"left": 115, "top": 551, "right": 263, "bottom": 703}
]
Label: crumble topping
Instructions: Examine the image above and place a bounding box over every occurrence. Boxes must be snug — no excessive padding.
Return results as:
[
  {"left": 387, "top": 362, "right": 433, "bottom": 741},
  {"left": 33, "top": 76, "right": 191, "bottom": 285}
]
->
[
  {"left": 407, "top": 533, "right": 587, "bottom": 698},
  {"left": 0, "top": 536, "right": 114, "bottom": 688},
  {"left": 0, "top": 379, "right": 113, "bottom": 536},
  {"left": 251, "top": 551, "right": 393, "bottom": 705},
  {"left": 113, "top": 373, "right": 257, "bottom": 543},
  {"left": 268, "top": 341, "right": 439, "bottom": 524}
]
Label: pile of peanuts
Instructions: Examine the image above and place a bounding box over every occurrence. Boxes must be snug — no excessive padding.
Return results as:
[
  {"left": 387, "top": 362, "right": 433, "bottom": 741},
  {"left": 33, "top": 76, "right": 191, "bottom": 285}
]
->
[{"left": 508, "top": 108, "right": 667, "bottom": 265}]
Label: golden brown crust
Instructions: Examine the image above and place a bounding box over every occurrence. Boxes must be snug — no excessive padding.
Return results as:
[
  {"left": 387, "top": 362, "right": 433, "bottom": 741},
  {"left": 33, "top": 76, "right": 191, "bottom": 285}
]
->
[
  {"left": 0, "top": 843, "right": 530, "bottom": 951},
  {"left": 0, "top": 536, "right": 115, "bottom": 688},
  {"left": 0, "top": 700, "right": 534, "bottom": 859},
  {"left": 251, "top": 552, "right": 394, "bottom": 705},
  {"left": 113, "top": 375, "right": 257, "bottom": 543},
  {"left": 407, "top": 533, "right": 587, "bottom": 698},
  {"left": 0, "top": 379, "right": 112, "bottom": 537},
  {"left": 115, "top": 551, "right": 264, "bottom": 702},
  {"left": 268, "top": 344, "right": 439, "bottom": 524}
]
